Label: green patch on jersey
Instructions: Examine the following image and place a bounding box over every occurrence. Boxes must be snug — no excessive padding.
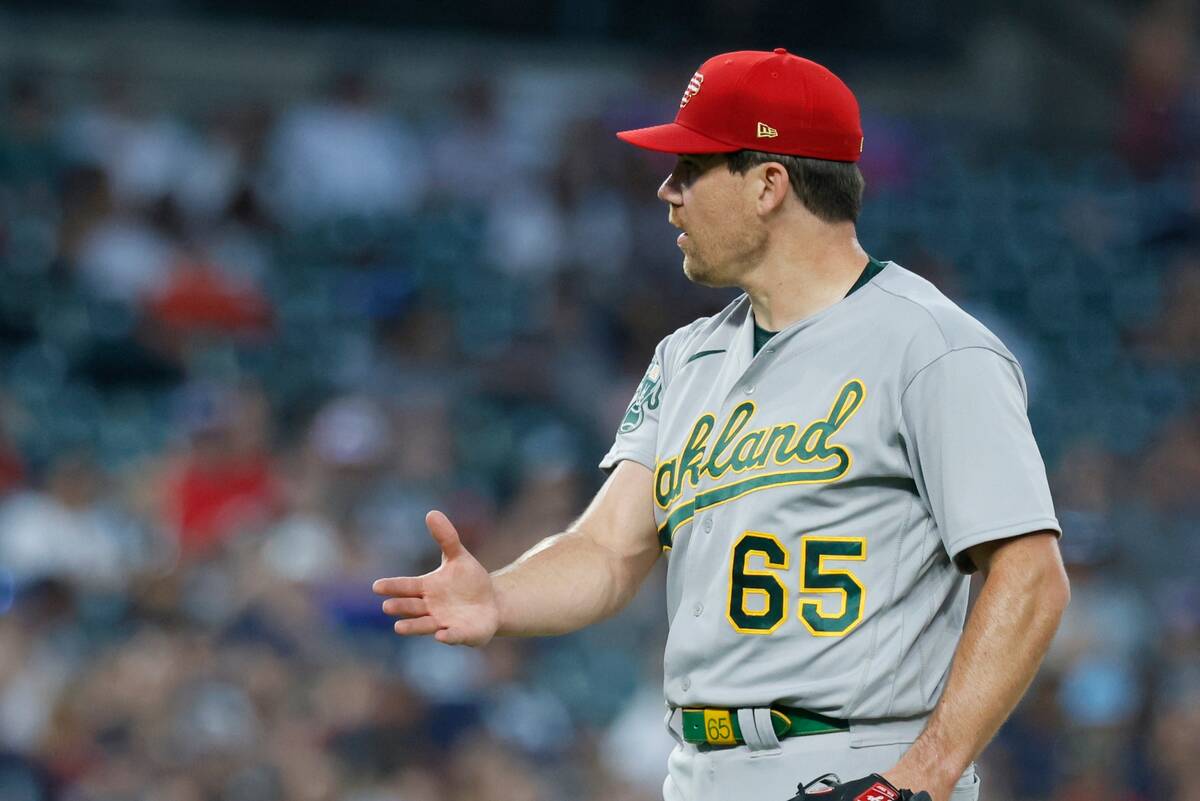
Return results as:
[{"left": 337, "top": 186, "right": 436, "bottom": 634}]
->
[{"left": 618, "top": 358, "right": 663, "bottom": 433}]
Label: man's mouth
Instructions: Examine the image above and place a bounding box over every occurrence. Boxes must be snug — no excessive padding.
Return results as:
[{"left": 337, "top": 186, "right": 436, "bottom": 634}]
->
[{"left": 670, "top": 216, "right": 689, "bottom": 247}]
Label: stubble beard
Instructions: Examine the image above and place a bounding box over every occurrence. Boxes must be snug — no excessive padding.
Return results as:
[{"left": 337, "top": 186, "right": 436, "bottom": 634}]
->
[
  {"left": 680, "top": 225, "right": 766, "bottom": 289},
  {"left": 681, "top": 251, "right": 725, "bottom": 287}
]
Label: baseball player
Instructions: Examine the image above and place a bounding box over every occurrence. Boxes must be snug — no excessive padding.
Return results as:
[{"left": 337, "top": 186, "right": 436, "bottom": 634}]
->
[{"left": 373, "top": 49, "right": 1069, "bottom": 801}]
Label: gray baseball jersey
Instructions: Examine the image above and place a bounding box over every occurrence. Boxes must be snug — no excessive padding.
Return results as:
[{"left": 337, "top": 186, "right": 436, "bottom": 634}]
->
[{"left": 600, "top": 260, "right": 1060, "bottom": 724}]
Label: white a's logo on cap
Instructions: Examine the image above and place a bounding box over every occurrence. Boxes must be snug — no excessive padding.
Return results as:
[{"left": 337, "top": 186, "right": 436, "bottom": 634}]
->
[{"left": 680, "top": 72, "right": 704, "bottom": 108}]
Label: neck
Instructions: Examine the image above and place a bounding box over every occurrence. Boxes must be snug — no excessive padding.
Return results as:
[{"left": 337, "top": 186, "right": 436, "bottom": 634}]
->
[{"left": 739, "top": 220, "right": 869, "bottom": 331}]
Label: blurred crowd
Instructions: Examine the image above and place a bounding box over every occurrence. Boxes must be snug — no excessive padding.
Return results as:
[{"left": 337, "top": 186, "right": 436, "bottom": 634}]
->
[{"left": 0, "top": 10, "right": 1198, "bottom": 801}]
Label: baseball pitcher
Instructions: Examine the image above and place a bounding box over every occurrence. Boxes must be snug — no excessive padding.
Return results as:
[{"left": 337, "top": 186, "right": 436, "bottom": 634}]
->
[{"left": 373, "top": 49, "right": 1069, "bottom": 801}]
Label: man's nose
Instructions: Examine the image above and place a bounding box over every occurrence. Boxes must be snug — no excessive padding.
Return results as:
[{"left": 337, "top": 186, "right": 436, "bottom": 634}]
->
[{"left": 657, "top": 173, "right": 683, "bottom": 205}]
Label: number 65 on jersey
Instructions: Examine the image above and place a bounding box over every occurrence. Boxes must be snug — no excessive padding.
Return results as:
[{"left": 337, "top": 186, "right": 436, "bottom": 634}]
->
[{"left": 728, "top": 532, "right": 866, "bottom": 636}]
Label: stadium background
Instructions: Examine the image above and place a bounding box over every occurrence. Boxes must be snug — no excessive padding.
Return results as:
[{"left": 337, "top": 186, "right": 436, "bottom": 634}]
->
[{"left": 0, "top": 2, "right": 1197, "bottom": 800}]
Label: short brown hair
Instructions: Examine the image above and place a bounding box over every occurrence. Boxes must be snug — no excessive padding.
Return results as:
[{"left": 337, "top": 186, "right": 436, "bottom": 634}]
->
[{"left": 725, "top": 151, "right": 865, "bottom": 223}]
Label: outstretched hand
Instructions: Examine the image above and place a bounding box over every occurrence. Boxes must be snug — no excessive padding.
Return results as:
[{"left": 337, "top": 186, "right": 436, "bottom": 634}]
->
[{"left": 372, "top": 510, "right": 500, "bottom": 646}]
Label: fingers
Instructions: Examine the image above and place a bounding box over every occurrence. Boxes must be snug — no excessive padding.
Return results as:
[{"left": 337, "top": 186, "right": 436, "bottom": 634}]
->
[
  {"left": 381, "top": 597, "right": 429, "bottom": 618},
  {"left": 425, "top": 510, "right": 465, "bottom": 560},
  {"left": 372, "top": 576, "right": 422, "bottom": 597},
  {"left": 394, "top": 617, "right": 441, "bottom": 636},
  {"left": 376, "top": 511, "right": 473, "bottom": 642},
  {"left": 390, "top": 613, "right": 475, "bottom": 645},
  {"left": 373, "top": 511, "right": 466, "bottom": 597}
]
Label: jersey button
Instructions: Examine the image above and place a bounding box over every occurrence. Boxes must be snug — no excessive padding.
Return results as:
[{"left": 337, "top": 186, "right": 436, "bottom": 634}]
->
[
  {"left": 702, "top": 517, "right": 713, "bottom": 532},
  {"left": 744, "top": 384, "right": 755, "bottom": 394},
  {"left": 693, "top": 603, "right": 704, "bottom": 616},
  {"left": 765, "top": 347, "right": 775, "bottom": 355},
  {"left": 681, "top": 677, "right": 691, "bottom": 691}
]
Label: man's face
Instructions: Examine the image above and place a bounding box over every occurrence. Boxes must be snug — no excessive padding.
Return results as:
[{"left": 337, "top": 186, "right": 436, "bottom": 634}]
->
[{"left": 657, "top": 154, "right": 767, "bottom": 287}]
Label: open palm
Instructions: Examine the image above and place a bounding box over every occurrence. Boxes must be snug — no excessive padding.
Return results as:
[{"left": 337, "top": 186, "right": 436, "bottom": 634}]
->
[{"left": 372, "top": 510, "right": 499, "bottom": 646}]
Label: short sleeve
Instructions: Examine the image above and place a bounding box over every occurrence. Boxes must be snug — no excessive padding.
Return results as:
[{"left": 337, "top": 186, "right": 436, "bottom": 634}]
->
[
  {"left": 599, "top": 342, "right": 666, "bottom": 474},
  {"left": 900, "top": 347, "right": 1061, "bottom": 573}
]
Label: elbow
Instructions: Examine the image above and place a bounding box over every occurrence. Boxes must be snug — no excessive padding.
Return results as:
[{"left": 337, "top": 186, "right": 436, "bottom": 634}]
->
[
  {"left": 981, "top": 532, "right": 1071, "bottom": 620},
  {"left": 987, "top": 548, "right": 1071, "bottom": 624},
  {"left": 1040, "top": 559, "right": 1071, "bottom": 622},
  {"left": 1056, "top": 565, "right": 1071, "bottom": 611}
]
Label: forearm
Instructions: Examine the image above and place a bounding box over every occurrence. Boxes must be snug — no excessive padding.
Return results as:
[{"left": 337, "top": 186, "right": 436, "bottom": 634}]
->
[
  {"left": 890, "top": 542, "right": 1069, "bottom": 792},
  {"left": 492, "top": 527, "right": 658, "bottom": 637}
]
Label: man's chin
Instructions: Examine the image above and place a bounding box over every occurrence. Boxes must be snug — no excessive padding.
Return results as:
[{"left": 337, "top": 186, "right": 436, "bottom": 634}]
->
[{"left": 682, "top": 255, "right": 730, "bottom": 288}]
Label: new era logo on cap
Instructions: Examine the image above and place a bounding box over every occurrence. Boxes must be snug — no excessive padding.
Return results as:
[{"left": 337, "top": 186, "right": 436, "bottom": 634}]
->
[{"left": 617, "top": 48, "right": 863, "bottom": 162}]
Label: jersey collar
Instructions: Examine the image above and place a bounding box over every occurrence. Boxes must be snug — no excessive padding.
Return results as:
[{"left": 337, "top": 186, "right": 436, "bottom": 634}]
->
[
  {"left": 753, "top": 255, "right": 888, "bottom": 340},
  {"left": 845, "top": 255, "right": 888, "bottom": 298}
]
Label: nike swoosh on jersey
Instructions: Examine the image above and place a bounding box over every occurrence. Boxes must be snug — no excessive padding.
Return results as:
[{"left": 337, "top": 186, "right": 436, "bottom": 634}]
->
[{"left": 685, "top": 349, "right": 727, "bottom": 364}]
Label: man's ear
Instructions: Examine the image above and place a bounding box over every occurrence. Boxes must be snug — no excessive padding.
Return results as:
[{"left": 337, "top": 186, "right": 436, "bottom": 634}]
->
[{"left": 755, "top": 161, "right": 791, "bottom": 214}]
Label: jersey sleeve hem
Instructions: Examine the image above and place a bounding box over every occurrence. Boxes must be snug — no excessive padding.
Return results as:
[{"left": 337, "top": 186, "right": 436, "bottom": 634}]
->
[
  {"left": 946, "top": 516, "right": 1062, "bottom": 574},
  {"left": 597, "top": 451, "right": 656, "bottom": 475}
]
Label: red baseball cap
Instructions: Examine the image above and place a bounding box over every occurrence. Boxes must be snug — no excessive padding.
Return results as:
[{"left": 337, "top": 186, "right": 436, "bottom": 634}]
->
[{"left": 617, "top": 48, "right": 863, "bottom": 162}]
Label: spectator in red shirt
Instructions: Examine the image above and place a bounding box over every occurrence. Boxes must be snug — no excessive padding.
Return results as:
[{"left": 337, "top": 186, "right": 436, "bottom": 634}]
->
[{"left": 165, "top": 381, "right": 281, "bottom": 556}]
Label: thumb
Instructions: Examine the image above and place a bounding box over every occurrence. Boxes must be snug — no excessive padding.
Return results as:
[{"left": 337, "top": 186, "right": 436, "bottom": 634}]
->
[{"left": 425, "top": 510, "right": 466, "bottom": 560}]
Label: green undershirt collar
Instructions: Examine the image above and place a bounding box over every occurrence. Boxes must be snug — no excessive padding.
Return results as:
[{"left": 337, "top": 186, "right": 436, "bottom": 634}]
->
[
  {"left": 752, "top": 322, "right": 777, "bottom": 355},
  {"left": 846, "top": 255, "right": 887, "bottom": 298},
  {"left": 752, "top": 256, "right": 887, "bottom": 356}
]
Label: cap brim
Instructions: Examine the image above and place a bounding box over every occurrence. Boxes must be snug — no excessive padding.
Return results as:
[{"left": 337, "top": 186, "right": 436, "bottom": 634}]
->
[{"left": 615, "top": 122, "right": 740, "bottom": 154}]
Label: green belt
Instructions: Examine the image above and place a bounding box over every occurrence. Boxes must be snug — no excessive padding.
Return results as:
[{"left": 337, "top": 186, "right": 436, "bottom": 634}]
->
[{"left": 680, "top": 706, "right": 849, "bottom": 746}]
